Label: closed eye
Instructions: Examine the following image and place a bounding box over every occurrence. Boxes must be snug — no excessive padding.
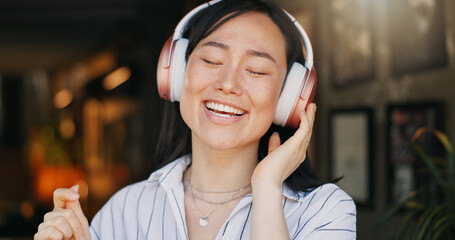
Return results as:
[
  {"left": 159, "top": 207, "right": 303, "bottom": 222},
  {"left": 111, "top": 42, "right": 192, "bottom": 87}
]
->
[
  {"left": 202, "top": 59, "right": 222, "bottom": 66},
  {"left": 246, "top": 69, "right": 267, "bottom": 76}
]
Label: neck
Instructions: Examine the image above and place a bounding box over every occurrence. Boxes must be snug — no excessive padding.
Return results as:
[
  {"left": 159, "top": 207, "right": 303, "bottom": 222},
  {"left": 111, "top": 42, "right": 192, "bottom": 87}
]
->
[{"left": 188, "top": 133, "right": 259, "bottom": 192}]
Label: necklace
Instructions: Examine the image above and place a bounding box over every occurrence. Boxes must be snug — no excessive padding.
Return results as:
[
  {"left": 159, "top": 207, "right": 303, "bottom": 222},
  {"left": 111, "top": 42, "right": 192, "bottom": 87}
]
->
[
  {"left": 188, "top": 180, "right": 251, "bottom": 194},
  {"left": 188, "top": 183, "right": 224, "bottom": 227},
  {"left": 184, "top": 169, "right": 251, "bottom": 227},
  {"left": 190, "top": 189, "right": 249, "bottom": 205}
]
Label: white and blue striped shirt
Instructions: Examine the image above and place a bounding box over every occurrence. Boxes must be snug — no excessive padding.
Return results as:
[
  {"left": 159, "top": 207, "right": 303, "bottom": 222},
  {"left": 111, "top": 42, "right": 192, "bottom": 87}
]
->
[{"left": 90, "top": 155, "right": 356, "bottom": 239}]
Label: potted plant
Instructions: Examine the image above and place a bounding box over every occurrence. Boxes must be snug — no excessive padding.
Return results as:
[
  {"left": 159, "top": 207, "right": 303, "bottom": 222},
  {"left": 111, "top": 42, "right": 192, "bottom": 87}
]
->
[{"left": 377, "top": 127, "right": 455, "bottom": 239}]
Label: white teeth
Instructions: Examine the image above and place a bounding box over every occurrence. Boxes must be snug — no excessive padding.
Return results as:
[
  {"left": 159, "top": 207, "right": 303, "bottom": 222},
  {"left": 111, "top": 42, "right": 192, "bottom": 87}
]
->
[{"left": 205, "top": 101, "right": 245, "bottom": 116}]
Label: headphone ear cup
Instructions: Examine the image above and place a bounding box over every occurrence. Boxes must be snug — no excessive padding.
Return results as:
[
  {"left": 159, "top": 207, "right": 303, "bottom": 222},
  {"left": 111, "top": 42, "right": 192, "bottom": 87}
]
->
[
  {"left": 273, "top": 62, "right": 317, "bottom": 128},
  {"left": 157, "top": 36, "right": 173, "bottom": 100},
  {"left": 274, "top": 62, "right": 306, "bottom": 127},
  {"left": 169, "top": 38, "right": 189, "bottom": 102},
  {"left": 284, "top": 67, "right": 317, "bottom": 128},
  {"left": 156, "top": 37, "right": 189, "bottom": 102}
]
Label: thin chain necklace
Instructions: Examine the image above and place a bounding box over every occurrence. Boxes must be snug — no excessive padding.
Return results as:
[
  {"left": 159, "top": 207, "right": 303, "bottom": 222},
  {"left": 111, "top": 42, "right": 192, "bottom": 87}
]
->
[
  {"left": 190, "top": 188, "right": 249, "bottom": 205},
  {"left": 188, "top": 179, "right": 251, "bottom": 194},
  {"left": 184, "top": 169, "right": 251, "bottom": 227}
]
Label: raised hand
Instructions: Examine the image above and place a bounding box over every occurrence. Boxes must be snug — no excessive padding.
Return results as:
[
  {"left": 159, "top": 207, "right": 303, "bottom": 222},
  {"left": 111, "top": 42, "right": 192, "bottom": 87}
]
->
[
  {"left": 34, "top": 185, "right": 90, "bottom": 240},
  {"left": 252, "top": 103, "right": 316, "bottom": 189}
]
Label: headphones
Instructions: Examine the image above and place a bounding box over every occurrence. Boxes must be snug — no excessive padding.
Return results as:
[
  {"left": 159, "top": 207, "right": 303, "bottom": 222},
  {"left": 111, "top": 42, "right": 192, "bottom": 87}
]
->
[{"left": 157, "top": 0, "right": 317, "bottom": 128}]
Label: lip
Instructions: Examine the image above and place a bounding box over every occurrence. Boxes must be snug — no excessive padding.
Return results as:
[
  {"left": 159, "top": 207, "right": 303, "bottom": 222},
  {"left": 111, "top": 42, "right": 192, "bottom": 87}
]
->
[{"left": 202, "top": 99, "right": 247, "bottom": 125}]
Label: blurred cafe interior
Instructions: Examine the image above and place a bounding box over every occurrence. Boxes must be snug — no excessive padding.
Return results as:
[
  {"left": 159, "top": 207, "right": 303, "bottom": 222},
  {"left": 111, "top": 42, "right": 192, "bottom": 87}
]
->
[{"left": 1, "top": 0, "right": 454, "bottom": 239}]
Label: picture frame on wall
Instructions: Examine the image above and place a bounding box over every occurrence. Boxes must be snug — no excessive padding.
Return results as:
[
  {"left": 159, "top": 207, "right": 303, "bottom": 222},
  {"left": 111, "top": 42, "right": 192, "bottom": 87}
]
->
[
  {"left": 388, "top": 0, "right": 448, "bottom": 76},
  {"left": 330, "top": 108, "right": 373, "bottom": 207},
  {"left": 387, "top": 103, "right": 445, "bottom": 204},
  {"left": 329, "top": 0, "right": 374, "bottom": 88}
]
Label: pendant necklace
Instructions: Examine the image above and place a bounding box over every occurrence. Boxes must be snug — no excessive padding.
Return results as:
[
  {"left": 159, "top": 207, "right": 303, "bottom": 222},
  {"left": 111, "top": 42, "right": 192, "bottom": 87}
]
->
[
  {"left": 189, "top": 186, "right": 224, "bottom": 227},
  {"left": 184, "top": 170, "right": 250, "bottom": 227}
]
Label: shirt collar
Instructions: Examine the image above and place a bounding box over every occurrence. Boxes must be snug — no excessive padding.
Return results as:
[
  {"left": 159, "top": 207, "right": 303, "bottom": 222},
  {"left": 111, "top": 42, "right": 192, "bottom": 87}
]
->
[{"left": 147, "top": 154, "right": 192, "bottom": 189}]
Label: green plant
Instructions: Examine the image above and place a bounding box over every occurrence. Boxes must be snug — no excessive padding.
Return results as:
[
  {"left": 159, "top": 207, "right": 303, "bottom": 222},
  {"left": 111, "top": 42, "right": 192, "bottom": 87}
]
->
[{"left": 377, "top": 127, "right": 455, "bottom": 240}]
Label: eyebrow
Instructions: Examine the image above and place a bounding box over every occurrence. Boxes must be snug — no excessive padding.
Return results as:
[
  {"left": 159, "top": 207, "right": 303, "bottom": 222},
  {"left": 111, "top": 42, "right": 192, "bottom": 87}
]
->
[
  {"left": 246, "top": 49, "right": 276, "bottom": 63},
  {"left": 201, "top": 40, "right": 276, "bottom": 63},
  {"left": 201, "top": 41, "right": 229, "bottom": 50}
]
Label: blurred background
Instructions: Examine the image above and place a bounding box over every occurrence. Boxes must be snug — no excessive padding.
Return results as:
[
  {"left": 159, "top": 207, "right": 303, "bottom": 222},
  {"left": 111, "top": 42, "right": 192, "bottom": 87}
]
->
[{"left": 0, "top": 0, "right": 454, "bottom": 239}]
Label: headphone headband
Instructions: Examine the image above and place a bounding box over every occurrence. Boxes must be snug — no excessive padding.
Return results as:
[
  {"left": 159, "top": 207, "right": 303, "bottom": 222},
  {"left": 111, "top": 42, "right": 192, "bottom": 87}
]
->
[
  {"left": 165, "top": 0, "right": 222, "bottom": 68},
  {"left": 282, "top": 9, "right": 313, "bottom": 69}
]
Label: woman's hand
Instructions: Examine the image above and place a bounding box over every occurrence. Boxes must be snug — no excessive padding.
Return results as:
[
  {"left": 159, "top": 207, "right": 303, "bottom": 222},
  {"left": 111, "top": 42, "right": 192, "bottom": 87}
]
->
[
  {"left": 252, "top": 103, "right": 317, "bottom": 189},
  {"left": 34, "top": 185, "right": 91, "bottom": 240},
  {"left": 250, "top": 103, "right": 316, "bottom": 240}
]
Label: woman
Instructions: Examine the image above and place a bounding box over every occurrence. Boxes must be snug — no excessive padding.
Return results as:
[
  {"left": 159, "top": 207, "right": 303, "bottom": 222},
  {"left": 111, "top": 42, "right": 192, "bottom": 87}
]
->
[{"left": 34, "top": 0, "right": 356, "bottom": 239}]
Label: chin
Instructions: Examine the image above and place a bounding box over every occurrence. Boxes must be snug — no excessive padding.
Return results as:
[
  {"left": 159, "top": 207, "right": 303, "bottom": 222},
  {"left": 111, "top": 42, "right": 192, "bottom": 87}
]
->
[{"left": 196, "top": 127, "right": 264, "bottom": 152}]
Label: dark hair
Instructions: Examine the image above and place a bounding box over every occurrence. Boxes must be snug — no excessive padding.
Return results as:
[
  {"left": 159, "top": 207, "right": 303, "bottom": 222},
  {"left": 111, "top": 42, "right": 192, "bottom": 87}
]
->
[{"left": 155, "top": 0, "right": 325, "bottom": 193}]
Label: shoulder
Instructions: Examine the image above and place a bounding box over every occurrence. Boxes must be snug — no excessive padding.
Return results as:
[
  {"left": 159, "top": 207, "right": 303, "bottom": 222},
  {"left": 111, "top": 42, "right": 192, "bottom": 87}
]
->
[
  {"left": 284, "top": 183, "right": 356, "bottom": 220},
  {"left": 89, "top": 169, "right": 169, "bottom": 238},
  {"left": 91, "top": 179, "right": 158, "bottom": 221},
  {"left": 92, "top": 155, "right": 190, "bottom": 220},
  {"left": 308, "top": 183, "right": 354, "bottom": 204},
  {"left": 303, "top": 183, "right": 356, "bottom": 215},
  {"left": 108, "top": 180, "right": 156, "bottom": 208},
  {"left": 286, "top": 184, "right": 356, "bottom": 239}
]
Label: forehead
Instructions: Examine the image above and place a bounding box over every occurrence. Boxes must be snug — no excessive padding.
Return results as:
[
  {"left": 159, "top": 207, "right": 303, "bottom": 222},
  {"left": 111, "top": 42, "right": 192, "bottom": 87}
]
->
[{"left": 199, "top": 12, "right": 286, "bottom": 60}]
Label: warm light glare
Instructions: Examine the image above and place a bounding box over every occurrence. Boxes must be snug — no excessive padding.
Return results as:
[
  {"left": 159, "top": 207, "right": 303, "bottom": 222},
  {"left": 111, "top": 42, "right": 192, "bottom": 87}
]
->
[
  {"left": 54, "top": 89, "right": 73, "bottom": 109},
  {"left": 103, "top": 67, "right": 131, "bottom": 90},
  {"left": 59, "top": 117, "right": 76, "bottom": 139},
  {"left": 20, "top": 201, "right": 34, "bottom": 220}
]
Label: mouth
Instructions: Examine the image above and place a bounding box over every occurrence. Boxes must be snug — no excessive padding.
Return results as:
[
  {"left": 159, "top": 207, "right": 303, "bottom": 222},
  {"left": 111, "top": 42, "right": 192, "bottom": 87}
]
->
[{"left": 205, "top": 101, "right": 245, "bottom": 118}]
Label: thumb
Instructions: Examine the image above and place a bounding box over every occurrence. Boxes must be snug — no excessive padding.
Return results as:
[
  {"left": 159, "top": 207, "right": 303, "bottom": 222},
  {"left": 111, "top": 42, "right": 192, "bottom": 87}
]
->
[
  {"left": 268, "top": 132, "right": 281, "bottom": 154},
  {"left": 66, "top": 187, "right": 91, "bottom": 240}
]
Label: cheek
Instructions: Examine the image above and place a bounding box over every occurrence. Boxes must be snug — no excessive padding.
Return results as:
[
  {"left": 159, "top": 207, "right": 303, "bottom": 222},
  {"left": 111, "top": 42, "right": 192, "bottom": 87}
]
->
[
  {"left": 182, "top": 59, "right": 209, "bottom": 95},
  {"left": 250, "top": 81, "right": 282, "bottom": 116},
  {"left": 179, "top": 70, "right": 196, "bottom": 126}
]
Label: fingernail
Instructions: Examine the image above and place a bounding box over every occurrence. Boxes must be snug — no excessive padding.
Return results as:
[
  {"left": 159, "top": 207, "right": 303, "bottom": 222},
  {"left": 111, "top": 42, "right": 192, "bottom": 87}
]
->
[
  {"left": 272, "top": 132, "right": 279, "bottom": 136},
  {"left": 70, "top": 192, "right": 79, "bottom": 200},
  {"left": 79, "top": 235, "right": 86, "bottom": 240},
  {"left": 70, "top": 185, "right": 80, "bottom": 199}
]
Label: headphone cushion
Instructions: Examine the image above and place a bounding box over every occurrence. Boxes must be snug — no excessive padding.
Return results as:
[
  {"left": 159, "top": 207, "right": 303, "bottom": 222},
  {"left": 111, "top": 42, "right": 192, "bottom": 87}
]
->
[
  {"left": 273, "top": 62, "right": 306, "bottom": 126},
  {"left": 170, "top": 38, "right": 189, "bottom": 102}
]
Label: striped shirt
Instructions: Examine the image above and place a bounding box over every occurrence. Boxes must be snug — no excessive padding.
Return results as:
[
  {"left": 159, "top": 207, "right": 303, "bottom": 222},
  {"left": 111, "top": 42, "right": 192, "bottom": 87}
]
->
[{"left": 89, "top": 155, "right": 356, "bottom": 239}]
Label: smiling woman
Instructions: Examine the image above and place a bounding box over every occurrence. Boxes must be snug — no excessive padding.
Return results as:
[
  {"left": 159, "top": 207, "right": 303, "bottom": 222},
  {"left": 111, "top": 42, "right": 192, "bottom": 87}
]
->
[{"left": 34, "top": 1, "right": 356, "bottom": 239}]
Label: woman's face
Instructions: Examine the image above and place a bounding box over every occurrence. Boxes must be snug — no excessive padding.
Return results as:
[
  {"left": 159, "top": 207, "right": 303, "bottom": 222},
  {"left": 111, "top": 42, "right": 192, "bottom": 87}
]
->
[{"left": 180, "top": 11, "right": 288, "bottom": 151}]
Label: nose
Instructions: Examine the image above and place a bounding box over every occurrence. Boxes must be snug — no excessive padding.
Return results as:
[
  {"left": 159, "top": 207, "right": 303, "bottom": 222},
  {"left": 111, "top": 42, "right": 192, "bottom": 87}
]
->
[{"left": 213, "top": 66, "right": 242, "bottom": 95}]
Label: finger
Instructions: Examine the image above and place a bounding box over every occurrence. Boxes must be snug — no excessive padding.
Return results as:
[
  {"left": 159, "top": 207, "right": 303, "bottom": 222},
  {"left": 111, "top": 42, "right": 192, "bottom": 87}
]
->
[
  {"left": 62, "top": 207, "right": 88, "bottom": 240},
  {"left": 66, "top": 194, "right": 90, "bottom": 239},
  {"left": 299, "top": 103, "right": 317, "bottom": 133},
  {"left": 306, "top": 103, "right": 317, "bottom": 126},
  {"left": 53, "top": 186, "right": 80, "bottom": 210},
  {"left": 66, "top": 201, "right": 90, "bottom": 239},
  {"left": 268, "top": 132, "right": 281, "bottom": 154},
  {"left": 34, "top": 225, "right": 64, "bottom": 240},
  {"left": 293, "top": 104, "right": 316, "bottom": 151},
  {"left": 38, "top": 216, "right": 73, "bottom": 239},
  {"left": 294, "top": 108, "right": 311, "bottom": 141}
]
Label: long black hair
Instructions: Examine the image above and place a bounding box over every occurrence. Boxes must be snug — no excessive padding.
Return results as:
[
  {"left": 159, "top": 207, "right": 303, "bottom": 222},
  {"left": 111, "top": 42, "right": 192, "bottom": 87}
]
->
[{"left": 154, "top": 0, "right": 326, "bottom": 193}]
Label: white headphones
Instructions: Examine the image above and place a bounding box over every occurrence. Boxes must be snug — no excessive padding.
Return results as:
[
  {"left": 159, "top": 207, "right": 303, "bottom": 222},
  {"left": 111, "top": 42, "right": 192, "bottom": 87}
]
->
[{"left": 156, "top": 0, "right": 317, "bottom": 128}]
